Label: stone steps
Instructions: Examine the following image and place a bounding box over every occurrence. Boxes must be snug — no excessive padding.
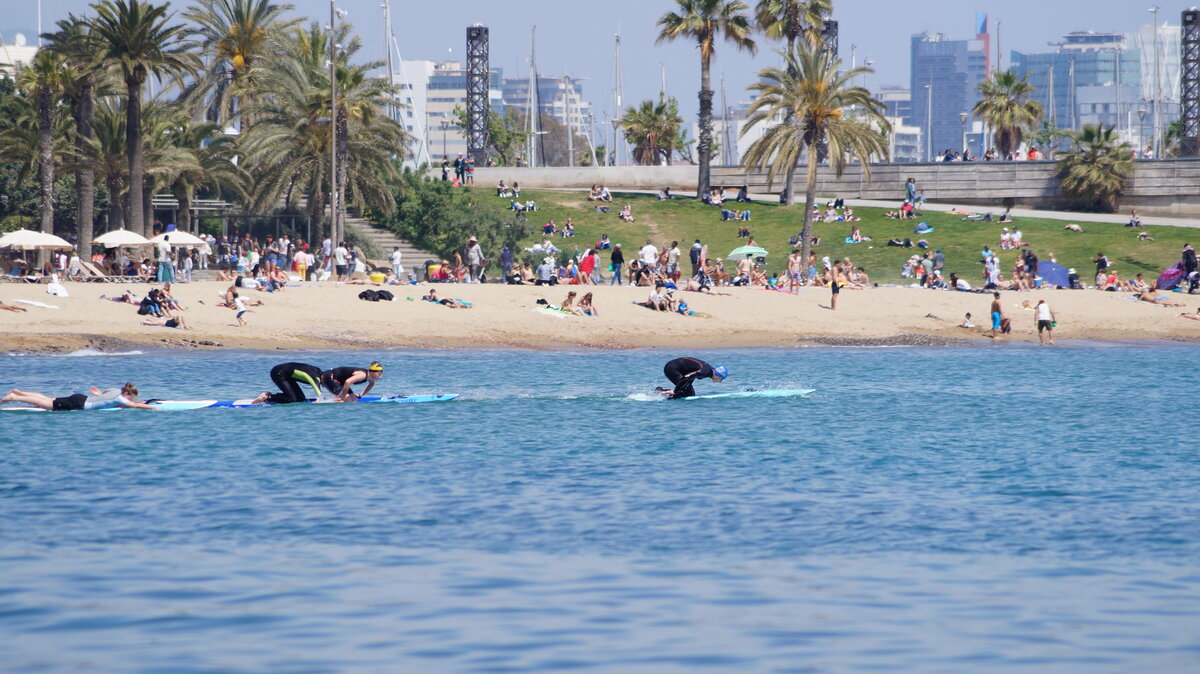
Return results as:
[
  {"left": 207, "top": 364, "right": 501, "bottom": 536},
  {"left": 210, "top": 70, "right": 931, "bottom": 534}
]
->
[{"left": 344, "top": 217, "right": 439, "bottom": 269}]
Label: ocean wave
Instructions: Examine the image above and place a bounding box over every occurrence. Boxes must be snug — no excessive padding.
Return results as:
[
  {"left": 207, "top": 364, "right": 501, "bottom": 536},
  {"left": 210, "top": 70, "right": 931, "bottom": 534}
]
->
[{"left": 60, "top": 349, "right": 146, "bottom": 357}]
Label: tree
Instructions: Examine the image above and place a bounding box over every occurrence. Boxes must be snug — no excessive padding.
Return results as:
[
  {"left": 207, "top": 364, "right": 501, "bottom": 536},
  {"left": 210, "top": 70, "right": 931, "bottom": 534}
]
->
[
  {"left": 657, "top": 0, "right": 756, "bottom": 198},
  {"left": 90, "top": 0, "right": 199, "bottom": 236},
  {"left": 1030, "top": 119, "right": 1069, "bottom": 158},
  {"left": 973, "top": 69, "right": 1042, "bottom": 159},
  {"left": 453, "top": 107, "right": 530, "bottom": 166},
  {"left": 183, "top": 0, "right": 298, "bottom": 129},
  {"left": 241, "top": 22, "right": 406, "bottom": 238},
  {"left": 620, "top": 95, "right": 684, "bottom": 165},
  {"left": 14, "top": 51, "right": 72, "bottom": 234},
  {"left": 741, "top": 44, "right": 889, "bottom": 267},
  {"left": 754, "top": 0, "right": 830, "bottom": 51},
  {"left": 1057, "top": 123, "right": 1133, "bottom": 212},
  {"left": 44, "top": 14, "right": 111, "bottom": 251}
]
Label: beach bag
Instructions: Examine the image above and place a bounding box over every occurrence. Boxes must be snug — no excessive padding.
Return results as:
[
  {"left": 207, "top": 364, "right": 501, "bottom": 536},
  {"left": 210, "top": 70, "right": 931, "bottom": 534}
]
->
[
  {"left": 376, "top": 290, "right": 395, "bottom": 301},
  {"left": 358, "top": 289, "right": 380, "bottom": 302}
]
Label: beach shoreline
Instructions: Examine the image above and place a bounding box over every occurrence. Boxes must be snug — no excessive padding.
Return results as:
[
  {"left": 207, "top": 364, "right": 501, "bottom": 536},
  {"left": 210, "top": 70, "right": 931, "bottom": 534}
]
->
[{"left": 2, "top": 281, "right": 1198, "bottom": 354}]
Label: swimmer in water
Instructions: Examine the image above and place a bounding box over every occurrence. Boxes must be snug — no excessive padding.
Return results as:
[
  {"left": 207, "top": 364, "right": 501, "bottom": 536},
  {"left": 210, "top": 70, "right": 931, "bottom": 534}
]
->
[
  {"left": 658, "top": 357, "right": 728, "bottom": 399},
  {"left": 1, "top": 382, "right": 157, "bottom": 411}
]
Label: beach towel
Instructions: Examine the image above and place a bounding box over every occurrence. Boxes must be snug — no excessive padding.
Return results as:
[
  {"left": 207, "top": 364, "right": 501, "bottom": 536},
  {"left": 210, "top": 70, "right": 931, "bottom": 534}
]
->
[
  {"left": 15, "top": 300, "right": 58, "bottom": 309},
  {"left": 844, "top": 238, "right": 860, "bottom": 244}
]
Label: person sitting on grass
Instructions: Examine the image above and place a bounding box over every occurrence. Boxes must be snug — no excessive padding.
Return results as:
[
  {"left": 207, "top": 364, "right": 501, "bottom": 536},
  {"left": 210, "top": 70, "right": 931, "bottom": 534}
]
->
[
  {"left": 588, "top": 184, "right": 600, "bottom": 201},
  {"left": 619, "top": 205, "right": 635, "bottom": 222},
  {"left": 849, "top": 225, "right": 863, "bottom": 243}
]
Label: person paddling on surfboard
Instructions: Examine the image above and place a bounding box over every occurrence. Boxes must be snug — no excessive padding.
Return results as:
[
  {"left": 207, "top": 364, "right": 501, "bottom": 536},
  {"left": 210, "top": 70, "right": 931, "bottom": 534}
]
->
[
  {"left": 1, "top": 382, "right": 158, "bottom": 411},
  {"left": 659, "top": 357, "right": 727, "bottom": 399},
  {"left": 321, "top": 362, "right": 383, "bottom": 402},
  {"left": 251, "top": 362, "right": 324, "bottom": 405}
]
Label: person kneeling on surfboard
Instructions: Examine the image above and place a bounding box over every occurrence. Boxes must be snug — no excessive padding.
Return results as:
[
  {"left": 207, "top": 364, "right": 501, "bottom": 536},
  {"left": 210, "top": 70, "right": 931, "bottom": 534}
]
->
[
  {"left": 251, "top": 362, "right": 324, "bottom": 405},
  {"left": 660, "top": 357, "right": 727, "bottom": 399},
  {"left": 321, "top": 362, "right": 383, "bottom": 402},
  {"left": 1, "top": 382, "right": 158, "bottom": 411}
]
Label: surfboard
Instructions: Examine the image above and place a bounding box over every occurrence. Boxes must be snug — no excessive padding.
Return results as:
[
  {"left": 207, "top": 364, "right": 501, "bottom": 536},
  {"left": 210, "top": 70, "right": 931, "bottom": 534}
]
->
[
  {"left": 0, "top": 394, "right": 459, "bottom": 412},
  {"left": 627, "top": 388, "right": 815, "bottom": 401}
]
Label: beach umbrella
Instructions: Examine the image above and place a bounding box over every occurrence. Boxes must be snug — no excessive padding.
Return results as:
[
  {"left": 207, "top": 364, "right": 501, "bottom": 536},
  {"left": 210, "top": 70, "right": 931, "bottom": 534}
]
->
[
  {"left": 1157, "top": 262, "right": 1185, "bottom": 290},
  {"left": 149, "top": 231, "right": 205, "bottom": 247},
  {"left": 1037, "top": 261, "right": 1070, "bottom": 288},
  {"left": 0, "top": 228, "right": 73, "bottom": 250},
  {"left": 92, "top": 229, "right": 151, "bottom": 248},
  {"left": 727, "top": 245, "right": 768, "bottom": 260}
]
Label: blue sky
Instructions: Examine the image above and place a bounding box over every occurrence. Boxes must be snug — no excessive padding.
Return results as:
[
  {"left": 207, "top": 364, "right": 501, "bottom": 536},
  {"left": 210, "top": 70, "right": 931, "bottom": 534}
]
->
[{"left": 4, "top": 0, "right": 1175, "bottom": 121}]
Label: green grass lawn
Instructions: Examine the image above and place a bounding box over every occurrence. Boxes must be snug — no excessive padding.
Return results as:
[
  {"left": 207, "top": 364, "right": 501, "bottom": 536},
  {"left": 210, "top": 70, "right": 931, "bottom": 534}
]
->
[{"left": 510, "top": 189, "right": 1193, "bottom": 284}]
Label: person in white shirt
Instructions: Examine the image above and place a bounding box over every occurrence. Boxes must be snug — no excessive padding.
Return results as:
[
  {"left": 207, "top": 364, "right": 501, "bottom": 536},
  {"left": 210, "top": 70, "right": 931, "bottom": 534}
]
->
[
  {"left": 1034, "top": 299, "right": 1056, "bottom": 345},
  {"left": 322, "top": 237, "right": 333, "bottom": 270},
  {"left": 639, "top": 240, "right": 659, "bottom": 273},
  {"left": 156, "top": 236, "right": 174, "bottom": 283},
  {"left": 666, "top": 241, "right": 681, "bottom": 280},
  {"left": 333, "top": 242, "right": 349, "bottom": 280},
  {"left": 389, "top": 247, "right": 404, "bottom": 279}
]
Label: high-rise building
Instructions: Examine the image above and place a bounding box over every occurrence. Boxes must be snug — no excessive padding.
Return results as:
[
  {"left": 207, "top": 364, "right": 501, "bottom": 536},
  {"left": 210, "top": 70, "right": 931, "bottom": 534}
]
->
[
  {"left": 909, "top": 15, "right": 990, "bottom": 161},
  {"left": 877, "top": 86, "right": 912, "bottom": 123},
  {"left": 0, "top": 32, "right": 38, "bottom": 77},
  {"left": 1011, "top": 32, "right": 1142, "bottom": 144},
  {"left": 397, "top": 60, "right": 503, "bottom": 164},
  {"left": 501, "top": 76, "right": 593, "bottom": 132}
]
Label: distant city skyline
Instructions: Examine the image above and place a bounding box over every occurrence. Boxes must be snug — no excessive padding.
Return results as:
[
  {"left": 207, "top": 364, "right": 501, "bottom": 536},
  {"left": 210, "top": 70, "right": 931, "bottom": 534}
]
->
[{"left": 1, "top": 0, "right": 1184, "bottom": 126}]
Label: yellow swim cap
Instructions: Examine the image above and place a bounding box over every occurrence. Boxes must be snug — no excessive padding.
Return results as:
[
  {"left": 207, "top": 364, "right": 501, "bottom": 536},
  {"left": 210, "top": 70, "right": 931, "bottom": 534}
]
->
[{"left": 368, "top": 362, "right": 384, "bottom": 372}]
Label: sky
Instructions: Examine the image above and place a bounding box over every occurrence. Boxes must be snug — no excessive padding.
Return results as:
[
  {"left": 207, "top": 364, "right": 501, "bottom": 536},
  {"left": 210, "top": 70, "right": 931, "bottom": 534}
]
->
[{"left": 2, "top": 0, "right": 1178, "bottom": 123}]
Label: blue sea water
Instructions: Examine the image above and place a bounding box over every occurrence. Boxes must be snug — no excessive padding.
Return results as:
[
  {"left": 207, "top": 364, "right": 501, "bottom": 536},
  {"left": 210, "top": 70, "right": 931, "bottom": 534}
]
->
[{"left": 1, "top": 345, "right": 1199, "bottom": 673}]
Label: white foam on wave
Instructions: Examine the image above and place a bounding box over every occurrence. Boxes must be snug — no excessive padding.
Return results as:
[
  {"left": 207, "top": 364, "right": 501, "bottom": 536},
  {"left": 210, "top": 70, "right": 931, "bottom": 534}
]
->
[{"left": 61, "top": 349, "right": 146, "bottom": 357}]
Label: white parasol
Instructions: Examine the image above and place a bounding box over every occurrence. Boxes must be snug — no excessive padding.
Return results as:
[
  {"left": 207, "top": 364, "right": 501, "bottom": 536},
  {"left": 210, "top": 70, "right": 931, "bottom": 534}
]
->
[
  {"left": 0, "top": 229, "right": 73, "bottom": 250},
  {"left": 149, "top": 231, "right": 206, "bottom": 247},
  {"left": 92, "top": 229, "right": 151, "bottom": 248}
]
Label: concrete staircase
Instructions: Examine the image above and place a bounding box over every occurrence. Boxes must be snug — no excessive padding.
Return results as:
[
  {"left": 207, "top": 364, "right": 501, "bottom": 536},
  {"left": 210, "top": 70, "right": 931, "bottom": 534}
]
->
[{"left": 344, "top": 216, "right": 439, "bottom": 269}]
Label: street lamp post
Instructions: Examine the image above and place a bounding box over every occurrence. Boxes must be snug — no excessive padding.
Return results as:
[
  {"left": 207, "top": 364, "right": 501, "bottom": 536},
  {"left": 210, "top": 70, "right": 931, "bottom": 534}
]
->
[
  {"left": 328, "top": 2, "right": 347, "bottom": 247},
  {"left": 925, "top": 84, "right": 933, "bottom": 162},
  {"left": 959, "top": 112, "right": 969, "bottom": 158},
  {"left": 1149, "top": 6, "right": 1161, "bottom": 158},
  {"left": 440, "top": 119, "right": 449, "bottom": 158},
  {"left": 1138, "top": 108, "right": 1148, "bottom": 157}
]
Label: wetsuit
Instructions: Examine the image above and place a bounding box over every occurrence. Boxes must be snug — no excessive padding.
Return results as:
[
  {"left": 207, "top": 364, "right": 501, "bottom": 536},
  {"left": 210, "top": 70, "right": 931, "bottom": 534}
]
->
[
  {"left": 264, "top": 362, "right": 323, "bottom": 404},
  {"left": 321, "top": 366, "right": 368, "bottom": 397},
  {"left": 663, "top": 357, "right": 716, "bottom": 399}
]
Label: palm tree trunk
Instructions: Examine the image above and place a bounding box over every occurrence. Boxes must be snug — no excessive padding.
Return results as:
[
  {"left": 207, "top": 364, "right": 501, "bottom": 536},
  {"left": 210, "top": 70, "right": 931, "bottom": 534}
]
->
[
  {"left": 782, "top": 157, "right": 798, "bottom": 206},
  {"left": 173, "top": 184, "right": 192, "bottom": 233},
  {"left": 76, "top": 80, "right": 95, "bottom": 255},
  {"left": 107, "top": 175, "right": 125, "bottom": 231},
  {"left": 143, "top": 177, "right": 154, "bottom": 235},
  {"left": 697, "top": 58, "right": 714, "bottom": 199},
  {"left": 37, "top": 84, "right": 54, "bottom": 234},
  {"left": 126, "top": 75, "right": 145, "bottom": 236},
  {"left": 307, "top": 187, "right": 326, "bottom": 242},
  {"left": 799, "top": 140, "right": 819, "bottom": 267}
]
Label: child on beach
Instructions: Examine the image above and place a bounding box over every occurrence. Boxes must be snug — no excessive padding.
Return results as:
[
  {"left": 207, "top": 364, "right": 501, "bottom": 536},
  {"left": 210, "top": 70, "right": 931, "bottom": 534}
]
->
[{"left": 231, "top": 292, "right": 250, "bottom": 326}]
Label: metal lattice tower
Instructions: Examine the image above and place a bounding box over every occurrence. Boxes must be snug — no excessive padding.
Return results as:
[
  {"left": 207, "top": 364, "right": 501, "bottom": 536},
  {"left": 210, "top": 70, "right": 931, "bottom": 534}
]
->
[
  {"left": 1182, "top": 10, "right": 1200, "bottom": 156},
  {"left": 466, "top": 25, "right": 490, "bottom": 164},
  {"left": 821, "top": 20, "right": 839, "bottom": 59}
]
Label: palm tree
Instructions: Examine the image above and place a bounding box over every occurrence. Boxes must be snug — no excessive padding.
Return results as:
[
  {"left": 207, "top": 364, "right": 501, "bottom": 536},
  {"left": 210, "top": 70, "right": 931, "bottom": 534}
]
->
[
  {"left": 90, "top": 0, "right": 198, "bottom": 236},
  {"left": 44, "top": 14, "right": 111, "bottom": 251},
  {"left": 86, "top": 98, "right": 131, "bottom": 231},
  {"left": 15, "top": 51, "right": 72, "bottom": 234},
  {"left": 973, "top": 69, "right": 1042, "bottom": 159},
  {"left": 1057, "top": 123, "right": 1133, "bottom": 212},
  {"left": 741, "top": 44, "right": 889, "bottom": 266},
  {"left": 754, "top": 0, "right": 830, "bottom": 51},
  {"left": 620, "top": 95, "right": 684, "bottom": 165},
  {"left": 184, "top": 0, "right": 298, "bottom": 128},
  {"left": 241, "top": 23, "right": 406, "bottom": 238},
  {"left": 656, "top": 0, "right": 756, "bottom": 199}
]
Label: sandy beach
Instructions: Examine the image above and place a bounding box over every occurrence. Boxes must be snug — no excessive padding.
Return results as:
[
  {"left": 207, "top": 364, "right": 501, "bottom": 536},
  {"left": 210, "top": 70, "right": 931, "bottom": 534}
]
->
[{"left": 2, "top": 280, "right": 1199, "bottom": 353}]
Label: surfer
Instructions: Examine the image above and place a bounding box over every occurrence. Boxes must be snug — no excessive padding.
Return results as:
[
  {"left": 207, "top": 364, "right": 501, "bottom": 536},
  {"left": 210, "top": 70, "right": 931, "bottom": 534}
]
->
[
  {"left": 251, "top": 362, "right": 324, "bottom": 404},
  {"left": 321, "top": 362, "right": 383, "bottom": 402},
  {"left": 659, "top": 357, "right": 728, "bottom": 399},
  {"left": 1, "top": 382, "right": 158, "bottom": 411}
]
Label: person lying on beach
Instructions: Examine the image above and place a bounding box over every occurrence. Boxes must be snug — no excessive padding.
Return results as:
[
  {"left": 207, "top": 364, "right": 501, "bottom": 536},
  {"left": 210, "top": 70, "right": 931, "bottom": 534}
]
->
[
  {"left": 1, "top": 382, "right": 157, "bottom": 411},
  {"left": 1138, "top": 283, "right": 1186, "bottom": 307},
  {"left": 1180, "top": 308, "right": 1200, "bottom": 320},
  {"left": 422, "top": 289, "right": 471, "bottom": 308},
  {"left": 141, "top": 316, "right": 190, "bottom": 329},
  {"left": 0, "top": 299, "right": 27, "bottom": 312},
  {"left": 101, "top": 291, "right": 139, "bottom": 304}
]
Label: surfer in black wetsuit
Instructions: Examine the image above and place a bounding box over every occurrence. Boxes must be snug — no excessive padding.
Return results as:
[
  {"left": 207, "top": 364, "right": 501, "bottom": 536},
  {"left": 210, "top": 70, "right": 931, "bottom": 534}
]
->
[
  {"left": 321, "top": 362, "right": 383, "bottom": 402},
  {"left": 251, "top": 362, "right": 324, "bottom": 404},
  {"left": 660, "top": 357, "right": 728, "bottom": 399}
]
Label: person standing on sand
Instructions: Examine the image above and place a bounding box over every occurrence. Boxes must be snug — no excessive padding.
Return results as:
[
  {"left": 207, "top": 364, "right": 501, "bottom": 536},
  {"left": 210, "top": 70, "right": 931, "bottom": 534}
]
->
[
  {"left": 787, "top": 249, "right": 803, "bottom": 293},
  {"left": 609, "top": 244, "right": 624, "bottom": 285},
  {"left": 830, "top": 269, "right": 841, "bottom": 310},
  {"left": 1035, "top": 299, "right": 1056, "bottom": 345},
  {"left": 991, "top": 292, "right": 1005, "bottom": 339}
]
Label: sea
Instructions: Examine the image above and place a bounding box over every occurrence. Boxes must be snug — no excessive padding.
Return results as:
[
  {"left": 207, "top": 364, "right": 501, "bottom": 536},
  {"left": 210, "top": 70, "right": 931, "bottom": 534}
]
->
[{"left": 1, "top": 345, "right": 1198, "bottom": 673}]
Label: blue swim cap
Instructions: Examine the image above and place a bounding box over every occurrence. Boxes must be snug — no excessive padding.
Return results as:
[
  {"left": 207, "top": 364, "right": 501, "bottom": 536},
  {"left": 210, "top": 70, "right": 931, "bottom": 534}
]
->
[{"left": 713, "top": 364, "right": 728, "bottom": 379}]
